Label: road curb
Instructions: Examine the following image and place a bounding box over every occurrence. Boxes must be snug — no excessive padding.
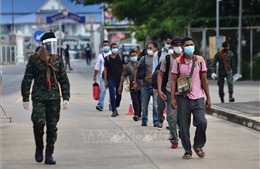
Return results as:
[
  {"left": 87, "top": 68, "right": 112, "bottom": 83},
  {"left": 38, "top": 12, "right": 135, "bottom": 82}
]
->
[{"left": 207, "top": 105, "right": 260, "bottom": 131}]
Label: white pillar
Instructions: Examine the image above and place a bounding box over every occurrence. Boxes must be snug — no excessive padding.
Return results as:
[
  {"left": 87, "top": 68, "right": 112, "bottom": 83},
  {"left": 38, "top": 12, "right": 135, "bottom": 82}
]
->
[
  {"left": 131, "top": 32, "right": 137, "bottom": 44},
  {"left": 104, "top": 29, "right": 108, "bottom": 41},
  {"left": 94, "top": 25, "right": 101, "bottom": 57},
  {"left": 16, "top": 30, "right": 24, "bottom": 63}
]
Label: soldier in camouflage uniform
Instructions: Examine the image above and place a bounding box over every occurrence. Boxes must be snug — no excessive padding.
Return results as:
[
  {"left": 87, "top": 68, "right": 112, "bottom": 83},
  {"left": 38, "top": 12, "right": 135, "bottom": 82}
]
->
[
  {"left": 211, "top": 41, "right": 235, "bottom": 103},
  {"left": 21, "top": 32, "right": 70, "bottom": 165}
]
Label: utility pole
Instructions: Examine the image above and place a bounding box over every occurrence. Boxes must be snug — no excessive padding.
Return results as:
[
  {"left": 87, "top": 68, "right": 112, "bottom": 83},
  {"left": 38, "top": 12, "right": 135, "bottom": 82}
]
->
[
  {"left": 237, "top": 0, "right": 242, "bottom": 74},
  {"left": 215, "top": 0, "right": 221, "bottom": 76},
  {"left": 58, "top": 0, "right": 62, "bottom": 55},
  {"left": 101, "top": 4, "right": 105, "bottom": 46},
  {"left": 216, "top": 0, "right": 219, "bottom": 37},
  {"left": 12, "top": 0, "right": 14, "bottom": 34}
]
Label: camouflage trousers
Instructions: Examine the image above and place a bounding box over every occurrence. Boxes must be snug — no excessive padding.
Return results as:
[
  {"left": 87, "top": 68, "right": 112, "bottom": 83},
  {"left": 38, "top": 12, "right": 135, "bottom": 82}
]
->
[
  {"left": 217, "top": 71, "right": 233, "bottom": 98},
  {"left": 31, "top": 100, "right": 60, "bottom": 147}
]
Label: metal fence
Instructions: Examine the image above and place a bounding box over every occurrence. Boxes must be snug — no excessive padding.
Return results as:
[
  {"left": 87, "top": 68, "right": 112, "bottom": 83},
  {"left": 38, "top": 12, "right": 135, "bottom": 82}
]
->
[
  {"left": 187, "top": 26, "right": 260, "bottom": 80},
  {"left": 0, "top": 45, "right": 17, "bottom": 64}
]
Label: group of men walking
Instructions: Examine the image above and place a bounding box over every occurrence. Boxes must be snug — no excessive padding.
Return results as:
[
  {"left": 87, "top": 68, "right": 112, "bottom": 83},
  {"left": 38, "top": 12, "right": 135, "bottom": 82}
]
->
[
  {"left": 92, "top": 33, "right": 236, "bottom": 159},
  {"left": 20, "top": 31, "right": 236, "bottom": 164},
  {"left": 93, "top": 35, "right": 208, "bottom": 159}
]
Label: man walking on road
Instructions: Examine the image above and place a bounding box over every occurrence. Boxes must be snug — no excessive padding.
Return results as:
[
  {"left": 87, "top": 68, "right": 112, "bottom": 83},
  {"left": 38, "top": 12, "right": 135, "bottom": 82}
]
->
[
  {"left": 103, "top": 43, "right": 125, "bottom": 117},
  {"left": 21, "top": 32, "right": 70, "bottom": 165},
  {"left": 118, "top": 50, "right": 142, "bottom": 121},
  {"left": 211, "top": 41, "right": 235, "bottom": 103},
  {"left": 64, "top": 44, "right": 73, "bottom": 71},
  {"left": 134, "top": 41, "right": 159, "bottom": 127},
  {"left": 153, "top": 33, "right": 173, "bottom": 130},
  {"left": 157, "top": 36, "right": 182, "bottom": 148},
  {"left": 171, "top": 36, "right": 211, "bottom": 159},
  {"left": 93, "top": 40, "right": 111, "bottom": 111},
  {"left": 84, "top": 43, "right": 92, "bottom": 66}
]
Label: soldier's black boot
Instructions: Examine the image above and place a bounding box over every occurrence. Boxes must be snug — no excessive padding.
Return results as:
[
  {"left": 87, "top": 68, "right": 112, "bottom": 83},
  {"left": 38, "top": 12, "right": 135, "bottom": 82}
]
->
[
  {"left": 220, "top": 97, "right": 224, "bottom": 103},
  {"left": 35, "top": 141, "right": 44, "bottom": 163},
  {"left": 45, "top": 146, "right": 56, "bottom": 165},
  {"left": 229, "top": 94, "right": 235, "bottom": 102}
]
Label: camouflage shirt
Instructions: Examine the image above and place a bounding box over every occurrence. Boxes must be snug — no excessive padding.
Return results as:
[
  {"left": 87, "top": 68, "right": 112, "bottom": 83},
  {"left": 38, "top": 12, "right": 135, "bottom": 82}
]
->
[
  {"left": 21, "top": 54, "right": 70, "bottom": 102},
  {"left": 211, "top": 50, "right": 235, "bottom": 74}
]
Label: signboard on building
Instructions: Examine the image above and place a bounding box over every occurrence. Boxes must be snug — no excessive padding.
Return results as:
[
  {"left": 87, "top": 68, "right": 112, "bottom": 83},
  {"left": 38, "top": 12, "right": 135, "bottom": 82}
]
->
[
  {"left": 104, "top": 4, "right": 134, "bottom": 26},
  {"left": 209, "top": 36, "right": 226, "bottom": 59},
  {"left": 214, "top": 36, "right": 224, "bottom": 49},
  {"left": 46, "top": 11, "right": 85, "bottom": 24}
]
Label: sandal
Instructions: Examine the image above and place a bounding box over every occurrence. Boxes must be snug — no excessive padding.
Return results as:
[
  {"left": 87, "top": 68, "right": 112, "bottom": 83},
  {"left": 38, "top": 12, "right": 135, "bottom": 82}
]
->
[
  {"left": 182, "top": 153, "right": 192, "bottom": 159},
  {"left": 193, "top": 146, "right": 205, "bottom": 158}
]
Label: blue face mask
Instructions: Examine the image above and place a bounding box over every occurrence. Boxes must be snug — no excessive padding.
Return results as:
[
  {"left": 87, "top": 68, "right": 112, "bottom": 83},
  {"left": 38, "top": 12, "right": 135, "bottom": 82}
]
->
[
  {"left": 112, "top": 48, "right": 118, "bottom": 54},
  {"left": 130, "top": 56, "right": 137, "bottom": 62},
  {"left": 164, "top": 44, "right": 170, "bottom": 51},
  {"left": 184, "top": 46, "right": 195, "bottom": 55},
  {"left": 103, "top": 46, "right": 110, "bottom": 52}
]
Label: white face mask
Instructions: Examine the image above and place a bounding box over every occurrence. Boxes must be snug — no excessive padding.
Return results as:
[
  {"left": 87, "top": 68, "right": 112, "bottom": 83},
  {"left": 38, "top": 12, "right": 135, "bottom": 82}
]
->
[
  {"left": 147, "top": 49, "right": 154, "bottom": 56},
  {"left": 173, "top": 46, "right": 182, "bottom": 54},
  {"left": 168, "top": 49, "right": 174, "bottom": 55}
]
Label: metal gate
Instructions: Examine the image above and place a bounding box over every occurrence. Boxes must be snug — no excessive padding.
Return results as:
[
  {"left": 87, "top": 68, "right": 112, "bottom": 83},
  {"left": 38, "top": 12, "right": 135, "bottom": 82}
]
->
[
  {"left": 0, "top": 45, "right": 17, "bottom": 64},
  {"left": 187, "top": 26, "right": 260, "bottom": 80}
]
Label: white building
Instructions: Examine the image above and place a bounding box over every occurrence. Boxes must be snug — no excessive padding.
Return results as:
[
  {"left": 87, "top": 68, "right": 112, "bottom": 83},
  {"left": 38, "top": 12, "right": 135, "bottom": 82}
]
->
[{"left": 1, "top": 0, "right": 103, "bottom": 60}]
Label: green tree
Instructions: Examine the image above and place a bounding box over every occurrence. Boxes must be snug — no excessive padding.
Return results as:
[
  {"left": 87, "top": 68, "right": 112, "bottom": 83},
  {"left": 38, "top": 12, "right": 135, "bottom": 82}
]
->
[{"left": 69, "top": 0, "right": 260, "bottom": 41}]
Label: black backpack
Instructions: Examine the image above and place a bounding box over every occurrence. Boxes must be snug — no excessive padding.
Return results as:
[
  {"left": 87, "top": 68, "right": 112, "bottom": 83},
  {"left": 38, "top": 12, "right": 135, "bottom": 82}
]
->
[
  {"left": 137, "top": 56, "right": 146, "bottom": 79},
  {"left": 157, "top": 50, "right": 162, "bottom": 62},
  {"left": 151, "top": 55, "right": 171, "bottom": 91}
]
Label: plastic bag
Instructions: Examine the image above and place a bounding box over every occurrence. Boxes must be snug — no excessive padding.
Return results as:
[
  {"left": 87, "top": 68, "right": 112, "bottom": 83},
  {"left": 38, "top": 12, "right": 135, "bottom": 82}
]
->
[{"left": 92, "top": 82, "right": 100, "bottom": 100}]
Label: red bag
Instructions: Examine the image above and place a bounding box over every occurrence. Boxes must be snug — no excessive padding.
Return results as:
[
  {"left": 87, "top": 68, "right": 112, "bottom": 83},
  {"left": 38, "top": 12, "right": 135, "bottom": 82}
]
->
[{"left": 92, "top": 82, "right": 100, "bottom": 100}]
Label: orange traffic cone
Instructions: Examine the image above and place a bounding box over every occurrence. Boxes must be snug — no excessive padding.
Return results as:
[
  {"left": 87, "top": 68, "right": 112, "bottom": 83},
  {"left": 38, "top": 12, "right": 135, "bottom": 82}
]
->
[{"left": 126, "top": 99, "right": 134, "bottom": 115}]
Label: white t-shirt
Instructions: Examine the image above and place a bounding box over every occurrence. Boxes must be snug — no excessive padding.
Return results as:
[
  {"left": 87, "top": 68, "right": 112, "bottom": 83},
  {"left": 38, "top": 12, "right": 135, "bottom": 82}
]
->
[
  {"left": 152, "top": 47, "right": 168, "bottom": 73},
  {"left": 94, "top": 51, "right": 111, "bottom": 77}
]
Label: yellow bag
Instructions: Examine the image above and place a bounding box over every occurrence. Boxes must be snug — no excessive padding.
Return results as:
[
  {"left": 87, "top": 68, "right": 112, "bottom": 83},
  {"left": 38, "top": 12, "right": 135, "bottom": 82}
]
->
[
  {"left": 124, "top": 83, "right": 130, "bottom": 92},
  {"left": 176, "top": 55, "right": 197, "bottom": 95},
  {"left": 177, "top": 76, "right": 192, "bottom": 95}
]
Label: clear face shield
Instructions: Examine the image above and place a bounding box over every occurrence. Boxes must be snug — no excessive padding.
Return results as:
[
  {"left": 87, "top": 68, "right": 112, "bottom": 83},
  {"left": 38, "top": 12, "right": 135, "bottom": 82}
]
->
[{"left": 43, "top": 38, "right": 57, "bottom": 55}]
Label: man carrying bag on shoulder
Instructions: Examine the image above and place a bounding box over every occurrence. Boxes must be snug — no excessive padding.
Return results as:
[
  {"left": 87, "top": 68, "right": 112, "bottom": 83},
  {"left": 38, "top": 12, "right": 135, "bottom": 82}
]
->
[{"left": 171, "top": 36, "right": 211, "bottom": 159}]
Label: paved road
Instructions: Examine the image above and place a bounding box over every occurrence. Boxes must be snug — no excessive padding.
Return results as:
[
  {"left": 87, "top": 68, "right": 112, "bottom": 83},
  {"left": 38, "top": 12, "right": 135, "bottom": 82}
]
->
[
  {"left": 0, "top": 64, "right": 25, "bottom": 96},
  {"left": 0, "top": 60, "right": 259, "bottom": 169}
]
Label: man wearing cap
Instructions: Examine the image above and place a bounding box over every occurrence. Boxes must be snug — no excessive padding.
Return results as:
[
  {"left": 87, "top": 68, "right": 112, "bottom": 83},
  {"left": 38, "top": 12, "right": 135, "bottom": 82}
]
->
[
  {"left": 157, "top": 36, "right": 182, "bottom": 148},
  {"left": 211, "top": 41, "right": 235, "bottom": 103},
  {"left": 21, "top": 32, "right": 70, "bottom": 165}
]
